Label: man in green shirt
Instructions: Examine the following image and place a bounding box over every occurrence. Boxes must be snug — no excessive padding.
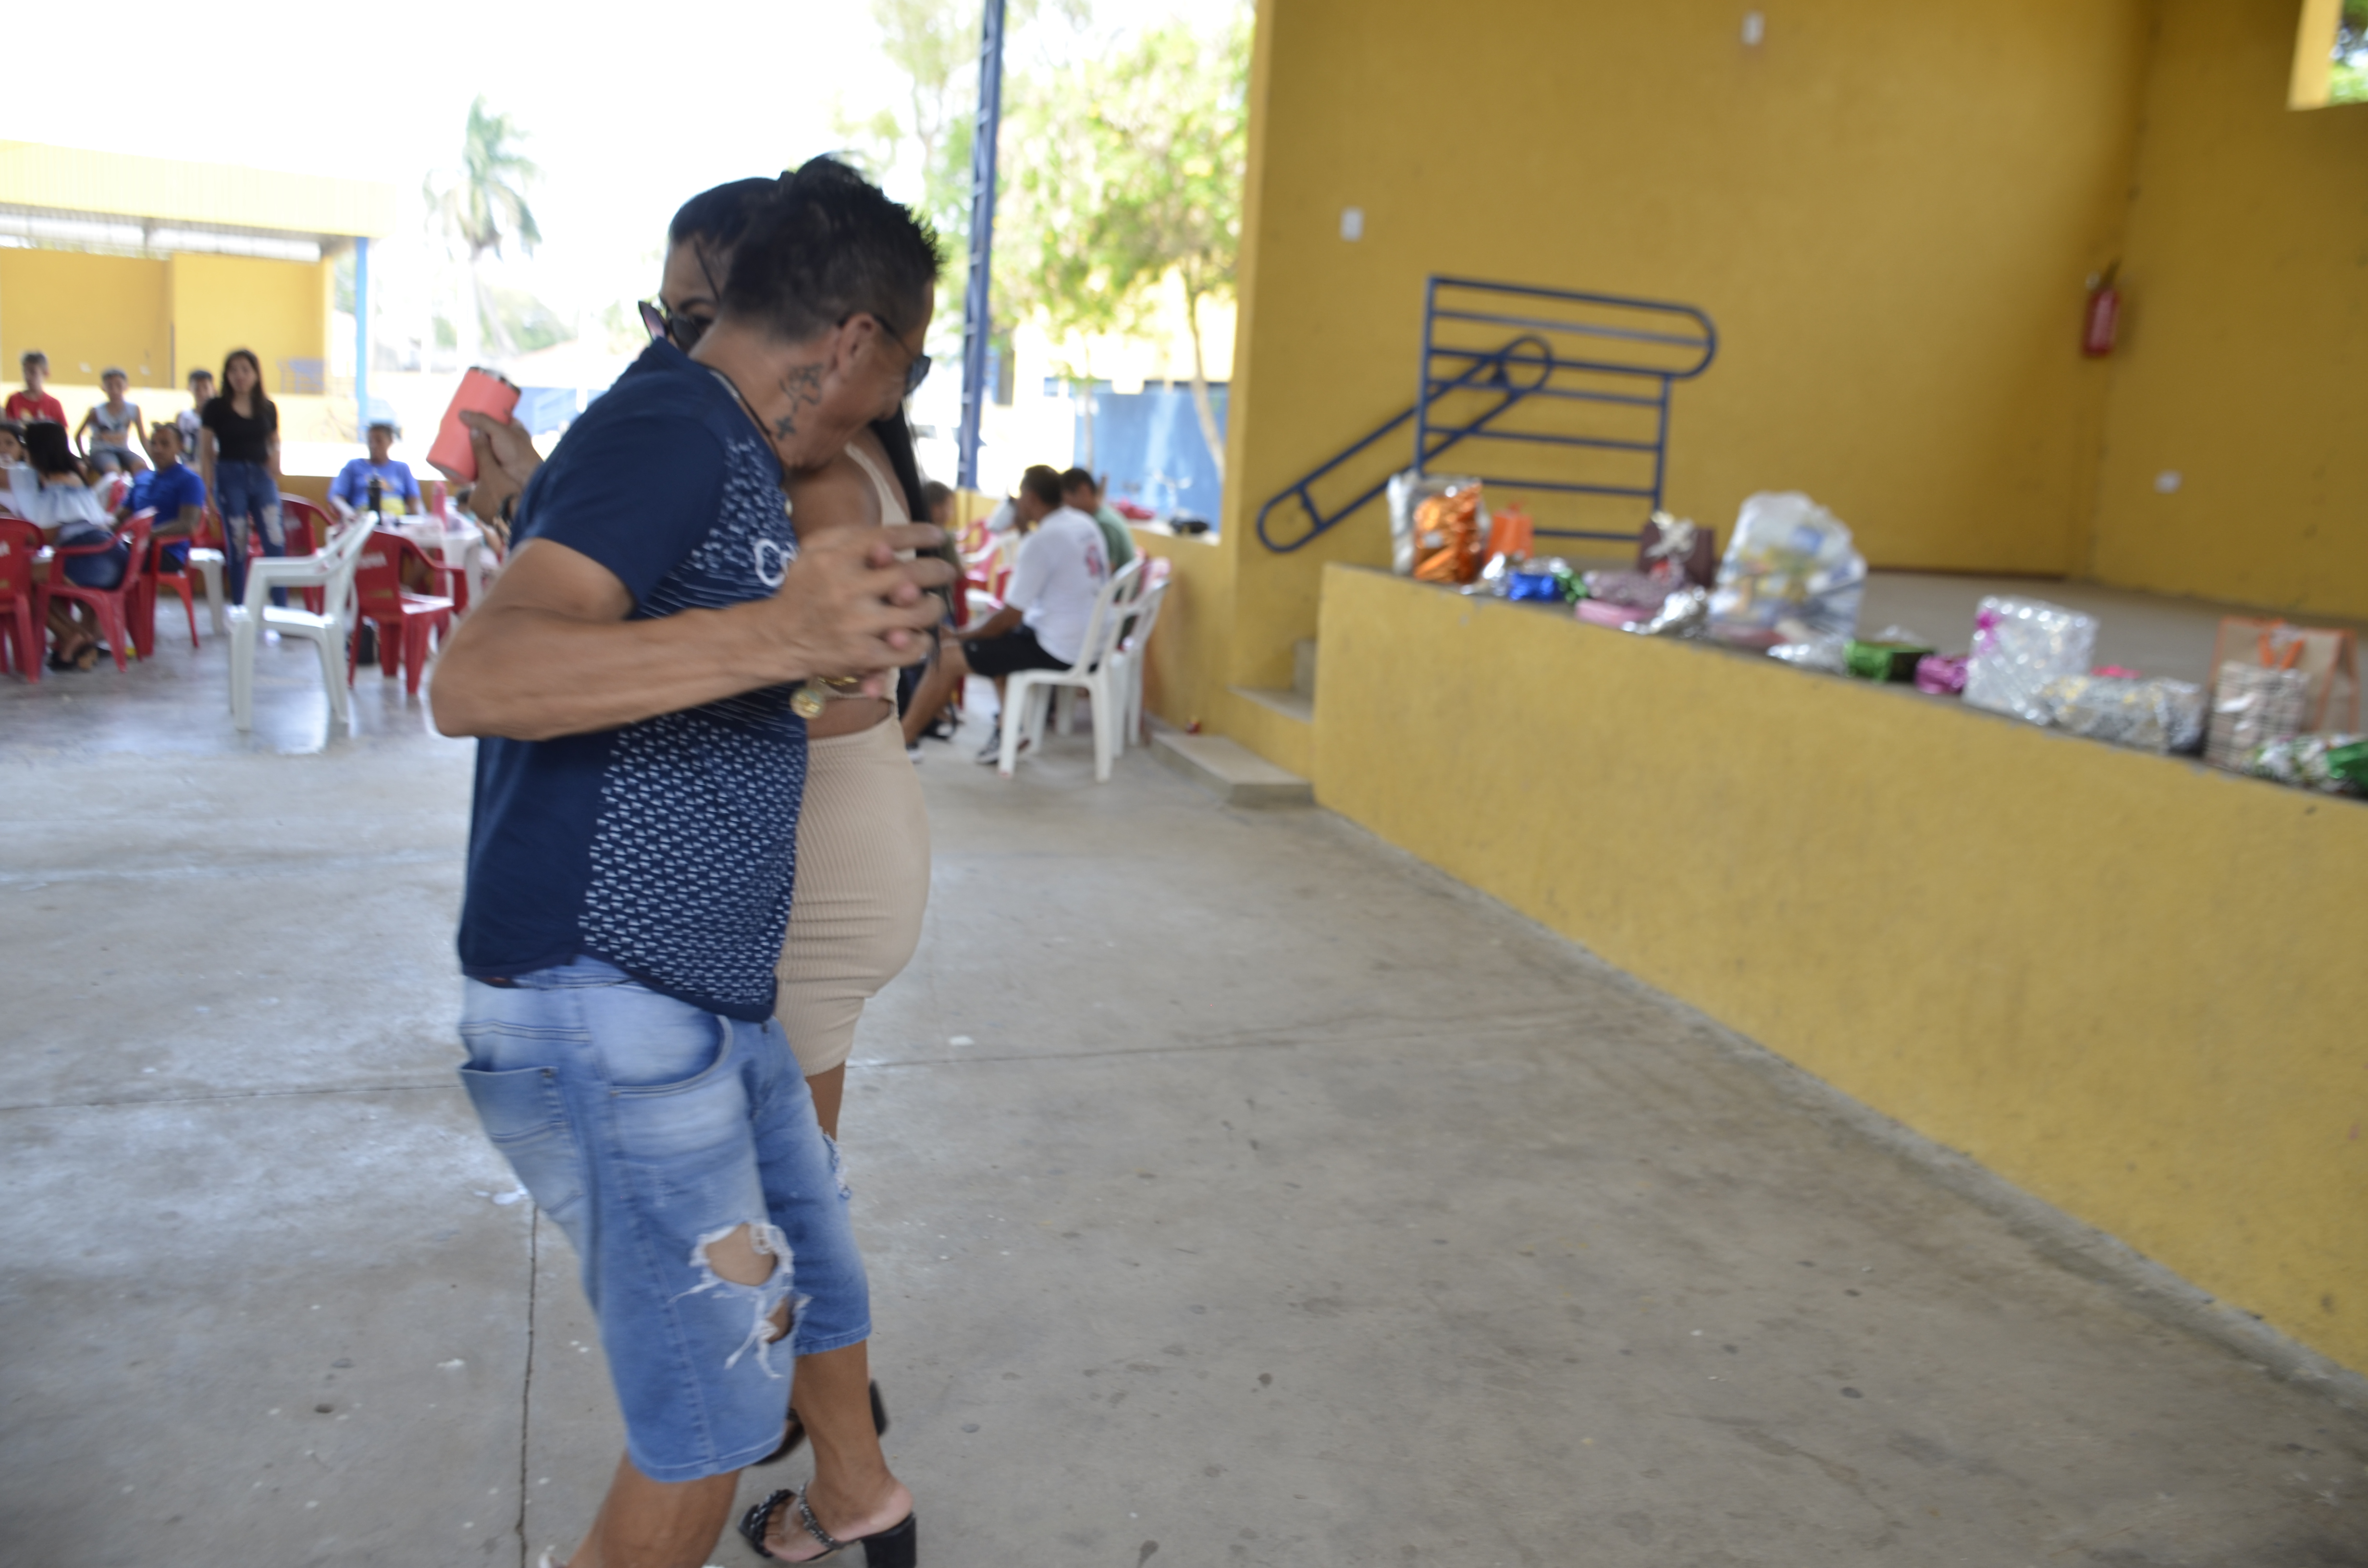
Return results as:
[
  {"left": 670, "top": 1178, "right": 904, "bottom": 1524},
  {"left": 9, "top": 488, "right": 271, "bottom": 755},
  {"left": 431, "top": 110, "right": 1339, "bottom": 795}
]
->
[{"left": 1060, "top": 466, "right": 1135, "bottom": 571}]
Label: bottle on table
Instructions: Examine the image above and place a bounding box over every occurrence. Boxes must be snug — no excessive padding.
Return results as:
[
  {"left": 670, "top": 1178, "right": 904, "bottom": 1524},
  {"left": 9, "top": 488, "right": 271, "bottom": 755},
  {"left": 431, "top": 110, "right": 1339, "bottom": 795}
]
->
[{"left": 367, "top": 476, "right": 384, "bottom": 521}]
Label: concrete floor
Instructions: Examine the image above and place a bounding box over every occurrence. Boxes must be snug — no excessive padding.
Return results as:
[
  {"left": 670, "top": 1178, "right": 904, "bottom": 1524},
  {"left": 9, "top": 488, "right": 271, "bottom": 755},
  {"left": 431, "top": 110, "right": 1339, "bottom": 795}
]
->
[{"left": 5, "top": 633, "right": 2367, "bottom": 1568}]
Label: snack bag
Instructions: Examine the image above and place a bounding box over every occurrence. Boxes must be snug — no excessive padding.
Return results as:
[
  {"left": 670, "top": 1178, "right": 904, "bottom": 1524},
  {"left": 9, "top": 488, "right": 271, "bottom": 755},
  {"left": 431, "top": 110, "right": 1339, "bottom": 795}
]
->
[
  {"left": 1707, "top": 492, "right": 1866, "bottom": 649},
  {"left": 1387, "top": 471, "right": 1487, "bottom": 582}
]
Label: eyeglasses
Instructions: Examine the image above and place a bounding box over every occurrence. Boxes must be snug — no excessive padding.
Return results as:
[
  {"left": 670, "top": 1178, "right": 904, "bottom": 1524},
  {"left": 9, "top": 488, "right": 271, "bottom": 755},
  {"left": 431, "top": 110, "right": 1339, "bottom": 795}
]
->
[
  {"left": 851, "top": 312, "right": 932, "bottom": 397},
  {"left": 640, "top": 299, "right": 711, "bottom": 354}
]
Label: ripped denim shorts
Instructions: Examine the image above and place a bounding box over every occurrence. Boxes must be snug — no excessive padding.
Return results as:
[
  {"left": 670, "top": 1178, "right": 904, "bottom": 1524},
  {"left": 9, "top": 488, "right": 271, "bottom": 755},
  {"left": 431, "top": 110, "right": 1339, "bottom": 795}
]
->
[{"left": 458, "top": 956, "right": 869, "bottom": 1484}]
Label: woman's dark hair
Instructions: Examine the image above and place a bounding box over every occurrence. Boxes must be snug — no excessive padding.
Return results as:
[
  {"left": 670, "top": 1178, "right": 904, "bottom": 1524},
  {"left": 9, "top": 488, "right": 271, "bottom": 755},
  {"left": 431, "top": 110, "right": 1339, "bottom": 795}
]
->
[
  {"left": 0, "top": 417, "right": 24, "bottom": 445},
  {"left": 669, "top": 171, "right": 934, "bottom": 521},
  {"left": 25, "top": 420, "right": 84, "bottom": 478},
  {"left": 220, "top": 349, "right": 272, "bottom": 416},
  {"left": 721, "top": 157, "right": 942, "bottom": 342},
  {"left": 669, "top": 177, "right": 780, "bottom": 253}
]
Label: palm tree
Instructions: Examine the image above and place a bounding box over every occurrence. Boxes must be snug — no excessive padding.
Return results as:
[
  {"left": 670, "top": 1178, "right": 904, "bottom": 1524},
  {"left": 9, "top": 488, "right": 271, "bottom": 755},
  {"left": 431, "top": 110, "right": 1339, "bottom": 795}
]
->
[{"left": 426, "top": 97, "right": 542, "bottom": 365}]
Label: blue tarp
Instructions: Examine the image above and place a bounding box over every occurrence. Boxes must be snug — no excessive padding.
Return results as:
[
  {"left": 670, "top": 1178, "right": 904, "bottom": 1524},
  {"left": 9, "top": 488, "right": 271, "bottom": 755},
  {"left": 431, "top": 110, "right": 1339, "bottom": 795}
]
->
[
  {"left": 1075, "top": 383, "right": 1227, "bottom": 529},
  {"left": 516, "top": 386, "right": 588, "bottom": 437}
]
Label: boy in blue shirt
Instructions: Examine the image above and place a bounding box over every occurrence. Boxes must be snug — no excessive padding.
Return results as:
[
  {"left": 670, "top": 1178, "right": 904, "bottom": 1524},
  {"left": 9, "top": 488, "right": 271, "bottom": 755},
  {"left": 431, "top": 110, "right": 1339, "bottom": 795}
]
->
[
  {"left": 124, "top": 422, "right": 210, "bottom": 568},
  {"left": 330, "top": 416, "right": 420, "bottom": 517}
]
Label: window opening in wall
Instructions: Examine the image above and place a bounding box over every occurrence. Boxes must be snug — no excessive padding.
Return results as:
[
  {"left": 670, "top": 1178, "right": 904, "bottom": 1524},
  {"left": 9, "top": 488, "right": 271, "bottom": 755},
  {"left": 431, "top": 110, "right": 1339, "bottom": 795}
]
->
[{"left": 2290, "top": 0, "right": 2368, "bottom": 108}]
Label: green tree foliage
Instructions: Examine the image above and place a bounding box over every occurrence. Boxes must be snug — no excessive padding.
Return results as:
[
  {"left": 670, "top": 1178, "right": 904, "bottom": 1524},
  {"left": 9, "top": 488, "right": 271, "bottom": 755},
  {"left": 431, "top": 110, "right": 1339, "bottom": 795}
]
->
[
  {"left": 2334, "top": 0, "right": 2368, "bottom": 105},
  {"left": 1071, "top": 15, "right": 1250, "bottom": 478},
  {"left": 426, "top": 98, "right": 544, "bottom": 361}
]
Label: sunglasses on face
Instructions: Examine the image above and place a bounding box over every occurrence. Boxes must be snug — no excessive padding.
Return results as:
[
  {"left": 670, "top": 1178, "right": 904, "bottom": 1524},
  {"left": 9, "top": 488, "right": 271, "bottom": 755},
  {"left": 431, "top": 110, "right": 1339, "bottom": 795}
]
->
[
  {"left": 640, "top": 299, "right": 711, "bottom": 354},
  {"left": 846, "top": 312, "right": 932, "bottom": 397}
]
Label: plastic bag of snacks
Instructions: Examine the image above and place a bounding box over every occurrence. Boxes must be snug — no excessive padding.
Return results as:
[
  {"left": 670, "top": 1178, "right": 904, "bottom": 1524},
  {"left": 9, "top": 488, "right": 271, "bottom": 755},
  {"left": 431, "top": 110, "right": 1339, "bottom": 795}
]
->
[
  {"left": 2242, "top": 734, "right": 2368, "bottom": 795},
  {"left": 1962, "top": 597, "right": 2097, "bottom": 724},
  {"left": 1707, "top": 492, "right": 1866, "bottom": 649},
  {"left": 1387, "top": 471, "right": 1488, "bottom": 585},
  {"left": 2037, "top": 674, "right": 2206, "bottom": 754},
  {"left": 2208, "top": 619, "right": 2358, "bottom": 733},
  {"left": 2206, "top": 662, "right": 2311, "bottom": 771}
]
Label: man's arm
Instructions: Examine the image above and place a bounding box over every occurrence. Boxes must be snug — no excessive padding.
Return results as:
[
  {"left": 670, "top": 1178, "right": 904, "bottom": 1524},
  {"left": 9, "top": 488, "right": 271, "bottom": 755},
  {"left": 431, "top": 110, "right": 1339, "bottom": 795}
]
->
[
  {"left": 969, "top": 604, "right": 1024, "bottom": 640},
  {"left": 430, "top": 522, "right": 954, "bottom": 741}
]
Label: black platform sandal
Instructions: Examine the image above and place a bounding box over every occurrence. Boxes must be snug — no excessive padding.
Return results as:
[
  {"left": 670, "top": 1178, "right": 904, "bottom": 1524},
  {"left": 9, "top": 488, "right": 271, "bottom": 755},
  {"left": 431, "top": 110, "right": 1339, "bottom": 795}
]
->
[
  {"left": 738, "top": 1486, "right": 916, "bottom": 1567},
  {"left": 754, "top": 1380, "right": 888, "bottom": 1467}
]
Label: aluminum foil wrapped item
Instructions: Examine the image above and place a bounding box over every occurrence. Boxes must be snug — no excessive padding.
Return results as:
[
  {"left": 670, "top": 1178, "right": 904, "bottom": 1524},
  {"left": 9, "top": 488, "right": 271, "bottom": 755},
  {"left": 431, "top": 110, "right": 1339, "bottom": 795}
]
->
[
  {"left": 1707, "top": 492, "right": 1866, "bottom": 649},
  {"left": 2243, "top": 734, "right": 2368, "bottom": 795},
  {"left": 1768, "top": 632, "right": 1850, "bottom": 673},
  {"left": 1962, "top": 597, "right": 2097, "bottom": 723},
  {"left": 1624, "top": 585, "right": 1709, "bottom": 638},
  {"left": 1388, "top": 470, "right": 1488, "bottom": 582},
  {"left": 2037, "top": 674, "right": 2206, "bottom": 754}
]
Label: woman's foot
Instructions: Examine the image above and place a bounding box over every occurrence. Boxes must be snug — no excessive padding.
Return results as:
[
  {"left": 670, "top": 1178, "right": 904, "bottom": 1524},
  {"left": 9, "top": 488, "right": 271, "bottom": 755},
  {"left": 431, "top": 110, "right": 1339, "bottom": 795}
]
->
[{"left": 745, "top": 1477, "right": 913, "bottom": 1563}]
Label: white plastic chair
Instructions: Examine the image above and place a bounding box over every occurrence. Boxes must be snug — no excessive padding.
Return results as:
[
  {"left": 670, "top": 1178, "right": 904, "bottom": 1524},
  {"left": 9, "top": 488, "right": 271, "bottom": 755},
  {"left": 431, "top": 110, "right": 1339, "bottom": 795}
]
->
[
  {"left": 228, "top": 519, "right": 372, "bottom": 735},
  {"left": 1108, "top": 558, "right": 1172, "bottom": 751},
  {"left": 184, "top": 545, "right": 228, "bottom": 633},
  {"left": 998, "top": 557, "right": 1144, "bottom": 782}
]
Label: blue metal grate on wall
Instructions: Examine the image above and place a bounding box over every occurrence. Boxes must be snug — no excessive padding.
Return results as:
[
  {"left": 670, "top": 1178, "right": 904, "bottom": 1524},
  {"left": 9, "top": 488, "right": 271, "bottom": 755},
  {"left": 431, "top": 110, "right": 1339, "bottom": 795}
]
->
[{"left": 1255, "top": 277, "right": 1716, "bottom": 553}]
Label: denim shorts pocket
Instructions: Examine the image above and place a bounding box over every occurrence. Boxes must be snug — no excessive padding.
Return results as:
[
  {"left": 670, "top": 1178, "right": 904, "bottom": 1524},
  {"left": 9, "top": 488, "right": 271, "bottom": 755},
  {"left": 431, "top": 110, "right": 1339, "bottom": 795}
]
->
[
  {"left": 460, "top": 1063, "right": 588, "bottom": 1228},
  {"left": 608, "top": 1043, "right": 751, "bottom": 1167}
]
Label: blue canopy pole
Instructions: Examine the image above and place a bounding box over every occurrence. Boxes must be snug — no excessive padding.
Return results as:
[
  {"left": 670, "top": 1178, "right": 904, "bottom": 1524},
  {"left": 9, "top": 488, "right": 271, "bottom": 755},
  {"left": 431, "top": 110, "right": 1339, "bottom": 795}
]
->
[
  {"left": 353, "top": 237, "right": 370, "bottom": 435},
  {"left": 956, "top": 0, "right": 1007, "bottom": 491}
]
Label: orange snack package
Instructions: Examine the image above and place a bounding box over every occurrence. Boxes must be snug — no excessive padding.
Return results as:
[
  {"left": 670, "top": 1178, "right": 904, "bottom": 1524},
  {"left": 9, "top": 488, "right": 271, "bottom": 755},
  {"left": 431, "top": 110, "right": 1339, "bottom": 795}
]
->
[{"left": 1412, "top": 486, "right": 1486, "bottom": 585}]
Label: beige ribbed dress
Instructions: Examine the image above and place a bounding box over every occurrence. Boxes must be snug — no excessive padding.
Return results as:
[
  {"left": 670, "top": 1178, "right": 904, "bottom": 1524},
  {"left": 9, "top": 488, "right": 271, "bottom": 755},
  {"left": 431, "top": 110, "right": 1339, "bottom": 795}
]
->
[{"left": 772, "top": 443, "right": 933, "bottom": 1076}]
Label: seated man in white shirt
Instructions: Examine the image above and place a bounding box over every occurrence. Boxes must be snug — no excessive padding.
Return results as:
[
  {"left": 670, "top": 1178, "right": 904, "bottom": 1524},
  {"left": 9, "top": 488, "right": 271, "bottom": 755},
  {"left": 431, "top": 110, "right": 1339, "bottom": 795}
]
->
[{"left": 961, "top": 463, "right": 1110, "bottom": 761}]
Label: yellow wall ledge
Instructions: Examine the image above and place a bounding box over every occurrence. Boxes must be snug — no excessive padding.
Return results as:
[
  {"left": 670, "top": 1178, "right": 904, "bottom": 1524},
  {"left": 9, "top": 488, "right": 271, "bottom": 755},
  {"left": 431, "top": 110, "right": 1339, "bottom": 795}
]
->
[{"left": 1314, "top": 565, "right": 2368, "bottom": 1374}]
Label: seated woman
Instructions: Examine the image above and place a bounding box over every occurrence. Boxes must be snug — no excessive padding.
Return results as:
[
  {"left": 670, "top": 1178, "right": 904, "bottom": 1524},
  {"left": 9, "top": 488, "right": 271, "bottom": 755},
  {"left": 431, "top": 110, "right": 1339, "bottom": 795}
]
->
[
  {"left": 10, "top": 421, "right": 128, "bottom": 670},
  {"left": 330, "top": 416, "right": 421, "bottom": 519}
]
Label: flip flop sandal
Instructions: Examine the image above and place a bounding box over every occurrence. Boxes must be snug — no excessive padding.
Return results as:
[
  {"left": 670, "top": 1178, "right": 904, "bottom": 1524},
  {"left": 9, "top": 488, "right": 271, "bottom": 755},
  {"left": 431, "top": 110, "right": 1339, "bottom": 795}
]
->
[
  {"left": 753, "top": 1380, "right": 888, "bottom": 1468},
  {"left": 738, "top": 1486, "right": 916, "bottom": 1567}
]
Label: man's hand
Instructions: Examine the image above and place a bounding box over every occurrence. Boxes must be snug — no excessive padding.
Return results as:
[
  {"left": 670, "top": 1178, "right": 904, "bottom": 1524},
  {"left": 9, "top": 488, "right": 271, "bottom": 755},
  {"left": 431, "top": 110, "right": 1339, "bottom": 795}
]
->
[
  {"left": 754, "top": 523, "right": 956, "bottom": 682},
  {"left": 436, "top": 411, "right": 542, "bottom": 524}
]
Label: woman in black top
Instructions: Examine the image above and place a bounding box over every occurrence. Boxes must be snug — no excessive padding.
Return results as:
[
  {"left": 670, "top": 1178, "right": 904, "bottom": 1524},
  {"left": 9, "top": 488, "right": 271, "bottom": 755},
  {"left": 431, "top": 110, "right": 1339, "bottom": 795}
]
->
[{"left": 198, "top": 348, "right": 284, "bottom": 608}]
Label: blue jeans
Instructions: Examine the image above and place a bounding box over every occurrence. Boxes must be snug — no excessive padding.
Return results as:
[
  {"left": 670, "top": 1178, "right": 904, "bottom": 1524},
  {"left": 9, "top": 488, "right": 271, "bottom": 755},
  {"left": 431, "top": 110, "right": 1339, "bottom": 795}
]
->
[
  {"left": 214, "top": 459, "right": 284, "bottom": 608},
  {"left": 457, "top": 956, "right": 869, "bottom": 1484}
]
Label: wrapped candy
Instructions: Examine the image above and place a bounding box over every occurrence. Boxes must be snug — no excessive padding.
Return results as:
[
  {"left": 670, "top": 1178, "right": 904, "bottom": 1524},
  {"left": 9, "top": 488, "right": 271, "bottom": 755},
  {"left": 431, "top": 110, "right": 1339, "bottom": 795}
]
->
[
  {"left": 1962, "top": 597, "right": 2097, "bottom": 724},
  {"left": 1845, "top": 626, "right": 1936, "bottom": 683},
  {"left": 1707, "top": 492, "right": 1866, "bottom": 649},
  {"left": 1914, "top": 654, "right": 1969, "bottom": 697},
  {"left": 2037, "top": 674, "right": 2206, "bottom": 754},
  {"left": 1769, "top": 633, "right": 1850, "bottom": 674},
  {"left": 1387, "top": 471, "right": 1488, "bottom": 585},
  {"left": 2242, "top": 734, "right": 2368, "bottom": 795},
  {"left": 1625, "top": 585, "right": 1709, "bottom": 638}
]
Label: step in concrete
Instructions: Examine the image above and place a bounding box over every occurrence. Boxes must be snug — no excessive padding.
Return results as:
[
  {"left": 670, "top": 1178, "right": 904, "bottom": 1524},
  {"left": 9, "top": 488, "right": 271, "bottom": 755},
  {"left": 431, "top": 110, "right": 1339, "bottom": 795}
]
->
[
  {"left": 1148, "top": 725, "right": 1314, "bottom": 807},
  {"left": 1231, "top": 684, "right": 1314, "bottom": 725}
]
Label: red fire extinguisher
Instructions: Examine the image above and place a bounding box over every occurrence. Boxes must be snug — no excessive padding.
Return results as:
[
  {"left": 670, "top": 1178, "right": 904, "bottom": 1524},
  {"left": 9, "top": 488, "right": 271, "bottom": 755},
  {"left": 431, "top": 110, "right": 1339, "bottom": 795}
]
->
[{"left": 2083, "top": 265, "right": 2121, "bottom": 358}]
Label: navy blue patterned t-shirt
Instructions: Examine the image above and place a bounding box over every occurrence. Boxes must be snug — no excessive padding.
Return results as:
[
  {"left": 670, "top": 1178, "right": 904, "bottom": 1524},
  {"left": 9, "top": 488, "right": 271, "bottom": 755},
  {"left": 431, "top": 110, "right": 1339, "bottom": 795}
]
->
[{"left": 455, "top": 341, "right": 806, "bottom": 1021}]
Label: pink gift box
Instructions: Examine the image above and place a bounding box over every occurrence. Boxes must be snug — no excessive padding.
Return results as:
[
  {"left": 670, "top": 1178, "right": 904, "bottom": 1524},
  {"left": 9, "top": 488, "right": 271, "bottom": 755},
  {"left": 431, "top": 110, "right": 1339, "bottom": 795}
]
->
[{"left": 1576, "top": 598, "right": 1650, "bottom": 629}]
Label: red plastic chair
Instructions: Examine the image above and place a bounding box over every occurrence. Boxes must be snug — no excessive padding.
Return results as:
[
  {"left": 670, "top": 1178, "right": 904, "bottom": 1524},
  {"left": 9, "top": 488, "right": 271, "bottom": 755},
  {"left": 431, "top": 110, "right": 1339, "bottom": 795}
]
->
[
  {"left": 348, "top": 529, "right": 453, "bottom": 697},
  {"left": 0, "top": 517, "right": 44, "bottom": 682},
  {"left": 138, "top": 527, "right": 204, "bottom": 654},
  {"left": 277, "top": 497, "right": 328, "bottom": 614},
  {"left": 43, "top": 512, "right": 153, "bottom": 671}
]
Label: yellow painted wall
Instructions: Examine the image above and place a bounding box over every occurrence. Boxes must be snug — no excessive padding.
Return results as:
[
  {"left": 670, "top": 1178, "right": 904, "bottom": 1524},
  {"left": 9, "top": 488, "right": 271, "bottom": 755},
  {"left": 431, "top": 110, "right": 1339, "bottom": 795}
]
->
[
  {"left": 2087, "top": 0, "right": 2368, "bottom": 618},
  {"left": 168, "top": 252, "right": 333, "bottom": 394},
  {"left": 1214, "top": 0, "right": 2156, "bottom": 705},
  {"left": 0, "top": 248, "right": 171, "bottom": 386},
  {"left": 1316, "top": 565, "right": 2368, "bottom": 1372}
]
